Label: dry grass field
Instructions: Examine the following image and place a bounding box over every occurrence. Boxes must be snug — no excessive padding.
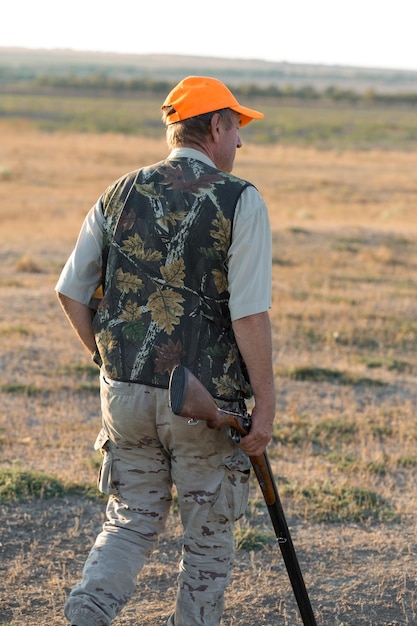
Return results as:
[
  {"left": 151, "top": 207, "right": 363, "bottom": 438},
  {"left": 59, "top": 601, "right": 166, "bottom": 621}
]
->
[{"left": 0, "top": 119, "right": 417, "bottom": 625}]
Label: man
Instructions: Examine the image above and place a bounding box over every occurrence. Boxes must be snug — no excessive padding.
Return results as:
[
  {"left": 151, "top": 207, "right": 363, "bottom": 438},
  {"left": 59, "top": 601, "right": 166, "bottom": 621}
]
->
[{"left": 56, "top": 75, "right": 276, "bottom": 626}]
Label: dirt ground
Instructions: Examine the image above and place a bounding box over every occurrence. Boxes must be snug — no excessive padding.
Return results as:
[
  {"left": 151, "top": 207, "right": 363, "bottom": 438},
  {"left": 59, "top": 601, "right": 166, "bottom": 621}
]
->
[{"left": 1, "top": 494, "right": 416, "bottom": 625}]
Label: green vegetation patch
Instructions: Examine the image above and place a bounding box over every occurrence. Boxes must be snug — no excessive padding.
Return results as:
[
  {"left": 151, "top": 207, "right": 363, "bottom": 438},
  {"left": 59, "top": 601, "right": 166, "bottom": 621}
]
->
[
  {"left": 59, "top": 362, "right": 99, "bottom": 378},
  {"left": 0, "top": 383, "right": 42, "bottom": 396},
  {"left": 334, "top": 322, "right": 417, "bottom": 354},
  {"left": 285, "top": 482, "right": 395, "bottom": 523},
  {"left": 273, "top": 414, "right": 358, "bottom": 448},
  {"left": 396, "top": 456, "right": 417, "bottom": 468},
  {"left": 324, "top": 452, "right": 359, "bottom": 472},
  {"left": 235, "top": 519, "right": 274, "bottom": 550},
  {"left": 358, "top": 356, "right": 411, "bottom": 373},
  {"left": 324, "top": 452, "right": 388, "bottom": 476},
  {"left": 0, "top": 325, "right": 30, "bottom": 336},
  {"left": 78, "top": 382, "right": 100, "bottom": 394},
  {"left": 272, "top": 413, "right": 312, "bottom": 446},
  {"left": 281, "top": 365, "right": 386, "bottom": 387},
  {"left": 0, "top": 468, "right": 101, "bottom": 504},
  {"left": 0, "top": 165, "right": 12, "bottom": 180},
  {"left": 311, "top": 417, "right": 358, "bottom": 444},
  {"left": 0, "top": 324, "right": 31, "bottom": 337}
]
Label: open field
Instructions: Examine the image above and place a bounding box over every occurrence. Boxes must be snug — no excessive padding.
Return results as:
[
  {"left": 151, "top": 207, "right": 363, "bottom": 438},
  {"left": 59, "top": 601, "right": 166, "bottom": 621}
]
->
[
  {"left": 2, "top": 91, "right": 417, "bottom": 151},
  {"left": 0, "top": 121, "right": 417, "bottom": 625}
]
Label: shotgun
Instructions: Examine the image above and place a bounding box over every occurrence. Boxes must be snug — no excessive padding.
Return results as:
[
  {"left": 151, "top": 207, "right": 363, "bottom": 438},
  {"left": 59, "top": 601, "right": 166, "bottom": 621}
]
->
[{"left": 168, "top": 365, "right": 317, "bottom": 626}]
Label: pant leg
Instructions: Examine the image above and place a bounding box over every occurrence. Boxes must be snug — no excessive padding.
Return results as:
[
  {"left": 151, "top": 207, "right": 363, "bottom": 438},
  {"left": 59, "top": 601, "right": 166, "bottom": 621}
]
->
[
  {"left": 65, "top": 377, "right": 173, "bottom": 626},
  {"left": 65, "top": 377, "right": 251, "bottom": 626},
  {"left": 156, "top": 392, "right": 251, "bottom": 626}
]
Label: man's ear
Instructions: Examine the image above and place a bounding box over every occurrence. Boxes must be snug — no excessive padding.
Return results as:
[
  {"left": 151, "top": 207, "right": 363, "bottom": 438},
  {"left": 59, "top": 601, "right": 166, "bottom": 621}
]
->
[{"left": 210, "top": 113, "right": 222, "bottom": 143}]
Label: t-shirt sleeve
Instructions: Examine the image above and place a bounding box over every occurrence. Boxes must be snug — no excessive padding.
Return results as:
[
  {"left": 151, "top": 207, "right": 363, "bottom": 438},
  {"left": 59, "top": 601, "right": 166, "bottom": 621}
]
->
[
  {"left": 228, "top": 185, "right": 272, "bottom": 321},
  {"left": 55, "top": 200, "right": 104, "bottom": 307}
]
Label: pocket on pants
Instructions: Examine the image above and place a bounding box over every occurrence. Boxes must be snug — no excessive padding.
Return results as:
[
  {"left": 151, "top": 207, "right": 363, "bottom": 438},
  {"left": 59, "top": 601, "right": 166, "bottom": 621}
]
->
[{"left": 94, "top": 428, "right": 120, "bottom": 496}]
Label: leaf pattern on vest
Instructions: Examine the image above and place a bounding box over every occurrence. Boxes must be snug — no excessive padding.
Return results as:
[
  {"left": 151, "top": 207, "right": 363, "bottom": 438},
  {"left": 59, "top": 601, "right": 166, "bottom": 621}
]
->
[
  {"left": 148, "top": 289, "right": 185, "bottom": 335},
  {"left": 93, "top": 158, "right": 253, "bottom": 400},
  {"left": 115, "top": 268, "right": 143, "bottom": 294}
]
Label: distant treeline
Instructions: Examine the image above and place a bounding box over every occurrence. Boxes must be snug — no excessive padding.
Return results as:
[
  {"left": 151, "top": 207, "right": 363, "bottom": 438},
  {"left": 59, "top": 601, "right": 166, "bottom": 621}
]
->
[{"left": 11, "top": 74, "right": 417, "bottom": 106}]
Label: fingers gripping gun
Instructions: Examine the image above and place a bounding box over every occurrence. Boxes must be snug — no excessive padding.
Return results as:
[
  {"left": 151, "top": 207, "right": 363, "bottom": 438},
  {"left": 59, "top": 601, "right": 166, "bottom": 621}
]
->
[{"left": 168, "top": 365, "right": 317, "bottom": 626}]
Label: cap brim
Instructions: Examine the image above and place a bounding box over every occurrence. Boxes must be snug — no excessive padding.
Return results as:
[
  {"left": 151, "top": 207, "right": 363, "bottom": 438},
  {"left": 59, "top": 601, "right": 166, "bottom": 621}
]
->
[{"left": 232, "top": 105, "right": 264, "bottom": 127}]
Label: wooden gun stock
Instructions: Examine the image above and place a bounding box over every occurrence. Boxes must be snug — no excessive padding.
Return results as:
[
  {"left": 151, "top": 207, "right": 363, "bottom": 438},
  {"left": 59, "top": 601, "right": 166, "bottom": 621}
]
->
[
  {"left": 168, "top": 363, "right": 248, "bottom": 433},
  {"left": 169, "top": 365, "right": 317, "bottom": 626}
]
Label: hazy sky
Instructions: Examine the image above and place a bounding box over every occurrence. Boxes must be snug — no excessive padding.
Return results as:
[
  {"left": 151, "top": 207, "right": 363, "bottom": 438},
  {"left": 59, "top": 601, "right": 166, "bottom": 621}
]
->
[{"left": 2, "top": 0, "right": 417, "bottom": 71}]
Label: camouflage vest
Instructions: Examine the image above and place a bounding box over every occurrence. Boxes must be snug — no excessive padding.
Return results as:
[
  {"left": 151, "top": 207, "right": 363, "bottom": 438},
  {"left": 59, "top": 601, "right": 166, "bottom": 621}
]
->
[{"left": 92, "top": 157, "right": 252, "bottom": 401}]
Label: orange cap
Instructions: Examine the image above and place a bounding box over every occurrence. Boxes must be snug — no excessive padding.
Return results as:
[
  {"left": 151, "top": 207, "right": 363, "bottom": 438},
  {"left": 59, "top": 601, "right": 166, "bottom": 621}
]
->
[{"left": 162, "top": 76, "right": 264, "bottom": 127}]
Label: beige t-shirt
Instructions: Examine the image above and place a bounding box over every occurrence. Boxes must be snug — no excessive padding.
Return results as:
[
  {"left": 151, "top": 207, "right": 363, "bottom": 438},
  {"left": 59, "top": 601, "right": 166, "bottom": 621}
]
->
[{"left": 55, "top": 148, "right": 272, "bottom": 321}]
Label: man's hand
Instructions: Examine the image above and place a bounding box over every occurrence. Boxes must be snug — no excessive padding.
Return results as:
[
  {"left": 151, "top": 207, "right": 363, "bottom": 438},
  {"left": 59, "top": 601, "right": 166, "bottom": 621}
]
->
[{"left": 238, "top": 404, "right": 275, "bottom": 457}]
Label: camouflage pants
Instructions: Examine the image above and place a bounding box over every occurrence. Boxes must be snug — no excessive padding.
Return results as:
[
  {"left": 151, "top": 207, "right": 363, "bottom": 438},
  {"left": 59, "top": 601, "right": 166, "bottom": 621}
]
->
[{"left": 64, "top": 373, "right": 251, "bottom": 626}]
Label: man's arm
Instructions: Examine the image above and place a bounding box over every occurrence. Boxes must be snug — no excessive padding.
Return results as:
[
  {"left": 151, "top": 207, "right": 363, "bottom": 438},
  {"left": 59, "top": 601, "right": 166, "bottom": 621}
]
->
[
  {"left": 232, "top": 311, "right": 276, "bottom": 457},
  {"left": 57, "top": 293, "right": 97, "bottom": 357}
]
